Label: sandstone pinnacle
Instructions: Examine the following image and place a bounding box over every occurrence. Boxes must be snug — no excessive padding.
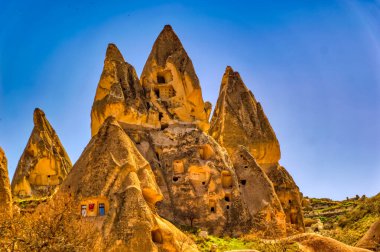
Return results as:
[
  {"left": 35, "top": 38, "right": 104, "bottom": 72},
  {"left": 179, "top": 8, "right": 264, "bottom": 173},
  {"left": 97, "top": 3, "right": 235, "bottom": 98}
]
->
[
  {"left": 0, "top": 147, "right": 12, "bottom": 215},
  {"left": 11, "top": 108, "right": 72, "bottom": 199},
  {"left": 141, "top": 25, "right": 211, "bottom": 131}
]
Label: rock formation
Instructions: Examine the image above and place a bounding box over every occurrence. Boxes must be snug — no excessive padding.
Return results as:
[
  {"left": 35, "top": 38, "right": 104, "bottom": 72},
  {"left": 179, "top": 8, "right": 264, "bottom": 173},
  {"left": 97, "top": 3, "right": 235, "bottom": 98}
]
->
[
  {"left": 61, "top": 117, "right": 198, "bottom": 251},
  {"left": 209, "top": 66, "right": 304, "bottom": 231},
  {"left": 11, "top": 108, "right": 72, "bottom": 199},
  {"left": 91, "top": 44, "right": 151, "bottom": 136},
  {"left": 122, "top": 123, "right": 255, "bottom": 236},
  {"left": 356, "top": 220, "right": 380, "bottom": 251},
  {"left": 0, "top": 147, "right": 12, "bottom": 215},
  {"left": 89, "top": 25, "right": 304, "bottom": 237},
  {"left": 209, "top": 66, "right": 280, "bottom": 166},
  {"left": 230, "top": 146, "right": 286, "bottom": 236},
  {"left": 141, "top": 25, "right": 211, "bottom": 132}
]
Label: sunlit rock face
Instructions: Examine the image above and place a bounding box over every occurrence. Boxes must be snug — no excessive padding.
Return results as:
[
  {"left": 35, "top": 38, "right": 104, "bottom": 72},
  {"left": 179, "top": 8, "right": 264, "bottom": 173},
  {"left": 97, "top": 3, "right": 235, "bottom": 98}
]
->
[
  {"left": 11, "top": 108, "right": 72, "bottom": 199},
  {"left": 264, "top": 164, "right": 305, "bottom": 232},
  {"left": 230, "top": 146, "right": 287, "bottom": 237},
  {"left": 0, "top": 147, "right": 12, "bottom": 215},
  {"left": 122, "top": 124, "right": 253, "bottom": 236},
  {"left": 91, "top": 44, "right": 150, "bottom": 137},
  {"left": 62, "top": 118, "right": 198, "bottom": 252},
  {"left": 141, "top": 25, "right": 211, "bottom": 132},
  {"left": 356, "top": 220, "right": 380, "bottom": 251},
  {"left": 209, "top": 66, "right": 280, "bottom": 166},
  {"left": 209, "top": 67, "right": 304, "bottom": 232}
]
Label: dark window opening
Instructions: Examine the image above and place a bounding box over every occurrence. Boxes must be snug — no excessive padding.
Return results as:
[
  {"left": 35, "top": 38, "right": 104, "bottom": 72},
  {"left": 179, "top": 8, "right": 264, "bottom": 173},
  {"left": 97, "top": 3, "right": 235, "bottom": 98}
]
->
[
  {"left": 158, "top": 112, "right": 163, "bottom": 121},
  {"left": 151, "top": 230, "right": 163, "bottom": 244},
  {"left": 47, "top": 175, "right": 51, "bottom": 178},
  {"left": 161, "top": 124, "right": 168, "bottom": 130},
  {"left": 157, "top": 75, "right": 166, "bottom": 84},
  {"left": 119, "top": 78, "right": 122, "bottom": 83},
  {"left": 244, "top": 165, "right": 248, "bottom": 169},
  {"left": 224, "top": 196, "right": 230, "bottom": 202},
  {"left": 146, "top": 102, "right": 151, "bottom": 109},
  {"left": 202, "top": 181, "right": 205, "bottom": 185},
  {"left": 154, "top": 89, "right": 160, "bottom": 98},
  {"left": 240, "top": 180, "right": 247, "bottom": 186},
  {"left": 173, "top": 176, "right": 179, "bottom": 182},
  {"left": 226, "top": 205, "right": 230, "bottom": 209},
  {"left": 210, "top": 207, "right": 215, "bottom": 213}
]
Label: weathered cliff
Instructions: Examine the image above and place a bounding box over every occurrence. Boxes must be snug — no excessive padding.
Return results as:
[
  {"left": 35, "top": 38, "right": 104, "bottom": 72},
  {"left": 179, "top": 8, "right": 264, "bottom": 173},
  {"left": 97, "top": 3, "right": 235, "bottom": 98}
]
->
[{"left": 62, "top": 117, "right": 198, "bottom": 251}]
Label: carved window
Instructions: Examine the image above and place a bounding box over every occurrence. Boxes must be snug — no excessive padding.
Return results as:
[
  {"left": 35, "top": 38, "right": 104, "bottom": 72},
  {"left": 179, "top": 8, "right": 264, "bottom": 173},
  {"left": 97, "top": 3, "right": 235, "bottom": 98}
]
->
[{"left": 99, "top": 203, "right": 105, "bottom": 216}]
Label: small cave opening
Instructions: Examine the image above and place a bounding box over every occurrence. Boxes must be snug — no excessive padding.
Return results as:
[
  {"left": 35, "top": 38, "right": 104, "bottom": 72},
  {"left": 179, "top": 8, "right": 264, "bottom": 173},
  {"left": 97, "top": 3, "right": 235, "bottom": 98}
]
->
[
  {"left": 172, "top": 176, "right": 179, "bottom": 182},
  {"left": 289, "top": 200, "right": 292, "bottom": 204},
  {"left": 226, "top": 205, "right": 230, "bottom": 210},
  {"left": 240, "top": 180, "right": 247, "bottom": 186},
  {"left": 202, "top": 181, "right": 205, "bottom": 185},
  {"left": 154, "top": 89, "right": 160, "bottom": 98},
  {"left": 244, "top": 165, "right": 248, "bottom": 169},
  {"left": 210, "top": 207, "right": 215, "bottom": 213},
  {"left": 224, "top": 196, "right": 230, "bottom": 202},
  {"left": 151, "top": 229, "right": 163, "bottom": 244},
  {"left": 158, "top": 112, "right": 163, "bottom": 121},
  {"left": 157, "top": 75, "right": 166, "bottom": 84}
]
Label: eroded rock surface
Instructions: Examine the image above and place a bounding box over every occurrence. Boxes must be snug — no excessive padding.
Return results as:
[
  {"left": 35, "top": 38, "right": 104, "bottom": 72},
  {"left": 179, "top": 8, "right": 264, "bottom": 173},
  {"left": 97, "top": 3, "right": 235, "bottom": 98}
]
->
[
  {"left": 91, "top": 44, "right": 151, "bottom": 136},
  {"left": 11, "top": 108, "right": 72, "bottom": 199},
  {"left": 209, "top": 66, "right": 304, "bottom": 232},
  {"left": 62, "top": 118, "right": 198, "bottom": 251},
  {"left": 264, "top": 164, "right": 305, "bottom": 231},
  {"left": 122, "top": 124, "right": 254, "bottom": 236},
  {"left": 141, "top": 25, "right": 211, "bottom": 132},
  {"left": 0, "top": 147, "right": 12, "bottom": 215},
  {"left": 231, "top": 146, "right": 286, "bottom": 236}
]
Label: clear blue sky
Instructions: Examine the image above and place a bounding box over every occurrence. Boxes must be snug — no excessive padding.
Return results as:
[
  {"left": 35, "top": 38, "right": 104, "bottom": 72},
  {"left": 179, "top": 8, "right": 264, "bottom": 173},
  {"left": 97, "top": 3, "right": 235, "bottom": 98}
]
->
[{"left": 0, "top": 0, "right": 379, "bottom": 200}]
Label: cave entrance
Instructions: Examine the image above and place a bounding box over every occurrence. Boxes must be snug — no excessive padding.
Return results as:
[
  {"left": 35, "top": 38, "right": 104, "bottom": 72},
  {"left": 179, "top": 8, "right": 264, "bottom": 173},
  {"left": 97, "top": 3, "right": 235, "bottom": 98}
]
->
[{"left": 151, "top": 229, "right": 163, "bottom": 244}]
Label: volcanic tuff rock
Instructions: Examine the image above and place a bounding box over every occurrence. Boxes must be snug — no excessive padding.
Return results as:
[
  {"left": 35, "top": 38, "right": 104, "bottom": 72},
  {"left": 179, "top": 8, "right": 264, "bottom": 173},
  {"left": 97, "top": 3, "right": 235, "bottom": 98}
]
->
[
  {"left": 89, "top": 25, "right": 304, "bottom": 237},
  {"left": 0, "top": 147, "right": 12, "bottom": 215},
  {"left": 61, "top": 117, "right": 198, "bottom": 252},
  {"left": 356, "top": 220, "right": 380, "bottom": 251},
  {"left": 230, "top": 146, "right": 286, "bottom": 236},
  {"left": 265, "top": 164, "right": 305, "bottom": 231},
  {"left": 11, "top": 108, "right": 72, "bottom": 199},
  {"left": 122, "top": 124, "right": 254, "bottom": 236},
  {"left": 209, "top": 66, "right": 304, "bottom": 231},
  {"left": 91, "top": 44, "right": 151, "bottom": 136},
  {"left": 141, "top": 25, "right": 211, "bottom": 132},
  {"left": 209, "top": 66, "right": 280, "bottom": 165}
]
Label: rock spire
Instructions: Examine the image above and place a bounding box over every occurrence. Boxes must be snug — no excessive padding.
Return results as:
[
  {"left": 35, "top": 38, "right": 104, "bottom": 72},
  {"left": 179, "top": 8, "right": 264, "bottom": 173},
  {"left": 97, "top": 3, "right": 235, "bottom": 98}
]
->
[{"left": 11, "top": 108, "right": 72, "bottom": 199}]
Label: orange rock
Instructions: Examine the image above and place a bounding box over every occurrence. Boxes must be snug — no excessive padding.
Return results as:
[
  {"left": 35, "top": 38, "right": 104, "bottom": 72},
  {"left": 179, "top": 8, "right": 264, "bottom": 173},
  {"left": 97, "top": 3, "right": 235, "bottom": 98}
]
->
[
  {"left": 141, "top": 25, "right": 211, "bottom": 132},
  {"left": 62, "top": 117, "right": 198, "bottom": 251},
  {"left": 0, "top": 147, "right": 12, "bottom": 215},
  {"left": 11, "top": 108, "right": 72, "bottom": 199}
]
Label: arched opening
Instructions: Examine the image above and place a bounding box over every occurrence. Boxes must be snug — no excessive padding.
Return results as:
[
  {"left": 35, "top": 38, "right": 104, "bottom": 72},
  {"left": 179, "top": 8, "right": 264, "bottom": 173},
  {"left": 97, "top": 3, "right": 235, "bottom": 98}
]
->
[
  {"left": 172, "top": 176, "right": 179, "bottom": 182},
  {"left": 157, "top": 75, "right": 166, "bottom": 84},
  {"left": 151, "top": 229, "right": 163, "bottom": 244},
  {"left": 209, "top": 200, "right": 216, "bottom": 213},
  {"left": 224, "top": 192, "right": 231, "bottom": 202},
  {"left": 240, "top": 180, "right": 247, "bottom": 186}
]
